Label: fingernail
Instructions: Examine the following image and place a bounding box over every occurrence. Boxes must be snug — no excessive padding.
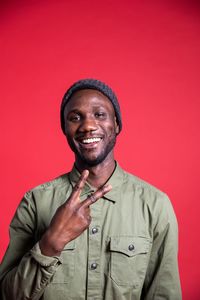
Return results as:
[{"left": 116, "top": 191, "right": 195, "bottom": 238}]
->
[
  {"left": 105, "top": 184, "right": 112, "bottom": 191},
  {"left": 83, "top": 170, "right": 89, "bottom": 177}
]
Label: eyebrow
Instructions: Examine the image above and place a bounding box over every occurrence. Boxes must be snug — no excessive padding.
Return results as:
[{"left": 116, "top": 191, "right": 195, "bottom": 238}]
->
[
  {"left": 67, "top": 105, "right": 106, "bottom": 113},
  {"left": 67, "top": 109, "right": 81, "bottom": 114}
]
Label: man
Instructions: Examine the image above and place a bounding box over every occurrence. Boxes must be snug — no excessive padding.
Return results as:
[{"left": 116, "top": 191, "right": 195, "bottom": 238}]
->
[{"left": 0, "top": 79, "right": 181, "bottom": 299}]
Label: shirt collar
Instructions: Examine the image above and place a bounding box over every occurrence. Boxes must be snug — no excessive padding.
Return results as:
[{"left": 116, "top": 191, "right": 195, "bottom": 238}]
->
[{"left": 68, "top": 161, "right": 125, "bottom": 203}]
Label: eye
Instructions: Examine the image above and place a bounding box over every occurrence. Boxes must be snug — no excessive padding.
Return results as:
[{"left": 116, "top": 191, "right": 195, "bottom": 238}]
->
[
  {"left": 68, "top": 113, "right": 81, "bottom": 122},
  {"left": 95, "top": 111, "right": 106, "bottom": 119}
]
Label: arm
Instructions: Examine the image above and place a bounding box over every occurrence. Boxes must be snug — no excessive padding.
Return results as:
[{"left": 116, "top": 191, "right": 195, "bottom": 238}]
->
[
  {"left": 0, "top": 171, "right": 111, "bottom": 300},
  {"left": 0, "top": 194, "right": 61, "bottom": 300},
  {"left": 142, "top": 194, "right": 182, "bottom": 300}
]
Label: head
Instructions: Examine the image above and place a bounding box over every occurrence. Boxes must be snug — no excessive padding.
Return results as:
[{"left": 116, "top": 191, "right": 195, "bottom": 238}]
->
[{"left": 60, "top": 79, "right": 122, "bottom": 167}]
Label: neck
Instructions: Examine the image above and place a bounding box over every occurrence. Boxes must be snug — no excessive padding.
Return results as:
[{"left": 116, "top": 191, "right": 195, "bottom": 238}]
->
[{"left": 75, "top": 154, "right": 116, "bottom": 188}]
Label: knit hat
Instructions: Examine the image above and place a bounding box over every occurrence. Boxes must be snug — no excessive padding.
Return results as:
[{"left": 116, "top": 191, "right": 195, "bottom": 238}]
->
[{"left": 60, "top": 78, "right": 122, "bottom": 134}]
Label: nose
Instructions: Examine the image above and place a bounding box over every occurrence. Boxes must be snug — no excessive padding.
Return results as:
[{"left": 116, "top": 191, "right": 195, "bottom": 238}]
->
[{"left": 78, "top": 116, "right": 98, "bottom": 133}]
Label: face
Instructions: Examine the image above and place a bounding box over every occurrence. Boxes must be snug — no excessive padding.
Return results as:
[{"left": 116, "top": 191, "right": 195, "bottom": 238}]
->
[{"left": 64, "top": 89, "right": 119, "bottom": 167}]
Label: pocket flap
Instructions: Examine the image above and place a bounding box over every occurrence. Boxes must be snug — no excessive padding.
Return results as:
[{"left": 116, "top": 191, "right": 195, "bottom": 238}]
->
[
  {"left": 110, "top": 236, "right": 150, "bottom": 257},
  {"left": 63, "top": 240, "right": 76, "bottom": 250}
]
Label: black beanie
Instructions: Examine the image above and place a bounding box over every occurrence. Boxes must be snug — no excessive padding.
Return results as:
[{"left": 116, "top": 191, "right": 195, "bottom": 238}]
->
[{"left": 60, "top": 78, "right": 122, "bottom": 134}]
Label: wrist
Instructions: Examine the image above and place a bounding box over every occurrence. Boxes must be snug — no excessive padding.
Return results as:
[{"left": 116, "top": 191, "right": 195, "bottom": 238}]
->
[{"left": 39, "top": 231, "right": 62, "bottom": 257}]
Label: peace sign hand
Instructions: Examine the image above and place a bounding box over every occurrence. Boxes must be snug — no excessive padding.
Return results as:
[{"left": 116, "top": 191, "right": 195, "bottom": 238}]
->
[{"left": 39, "top": 170, "right": 112, "bottom": 257}]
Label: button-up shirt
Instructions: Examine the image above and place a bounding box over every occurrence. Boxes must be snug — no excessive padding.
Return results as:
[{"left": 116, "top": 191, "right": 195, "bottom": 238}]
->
[{"left": 0, "top": 163, "right": 182, "bottom": 299}]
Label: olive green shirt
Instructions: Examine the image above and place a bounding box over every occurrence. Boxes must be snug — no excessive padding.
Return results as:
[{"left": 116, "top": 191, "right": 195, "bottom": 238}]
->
[{"left": 0, "top": 163, "right": 181, "bottom": 299}]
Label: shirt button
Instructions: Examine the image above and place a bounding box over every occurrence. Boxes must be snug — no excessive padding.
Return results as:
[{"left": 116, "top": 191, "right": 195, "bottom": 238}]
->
[
  {"left": 128, "top": 244, "right": 135, "bottom": 251},
  {"left": 91, "top": 262, "right": 97, "bottom": 270},
  {"left": 92, "top": 227, "right": 98, "bottom": 234}
]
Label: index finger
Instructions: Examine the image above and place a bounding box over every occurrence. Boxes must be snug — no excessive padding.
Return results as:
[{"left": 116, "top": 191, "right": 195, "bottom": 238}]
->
[
  {"left": 70, "top": 170, "right": 89, "bottom": 200},
  {"left": 82, "top": 184, "right": 112, "bottom": 207}
]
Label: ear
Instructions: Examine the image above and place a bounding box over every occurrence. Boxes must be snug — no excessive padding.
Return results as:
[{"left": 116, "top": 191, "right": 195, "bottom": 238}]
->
[{"left": 114, "top": 117, "right": 120, "bottom": 134}]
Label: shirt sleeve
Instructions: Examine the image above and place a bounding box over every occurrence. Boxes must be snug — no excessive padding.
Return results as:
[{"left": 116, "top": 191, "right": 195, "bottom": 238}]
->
[
  {"left": 0, "top": 193, "right": 61, "bottom": 300},
  {"left": 142, "top": 193, "right": 182, "bottom": 300}
]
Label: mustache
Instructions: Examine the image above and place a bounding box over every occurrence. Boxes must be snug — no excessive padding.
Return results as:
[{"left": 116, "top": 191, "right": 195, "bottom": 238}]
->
[{"left": 75, "top": 133, "right": 104, "bottom": 139}]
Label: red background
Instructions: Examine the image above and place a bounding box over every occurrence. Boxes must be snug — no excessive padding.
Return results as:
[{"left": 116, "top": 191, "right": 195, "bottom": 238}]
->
[{"left": 0, "top": 1, "right": 200, "bottom": 299}]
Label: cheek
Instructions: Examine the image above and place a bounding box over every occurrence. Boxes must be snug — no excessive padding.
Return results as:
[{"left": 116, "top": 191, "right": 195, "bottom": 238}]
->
[
  {"left": 65, "top": 123, "right": 76, "bottom": 137},
  {"left": 65, "top": 130, "right": 76, "bottom": 146},
  {"left": 107, "top": 119, "right": 118, "bottom": 135},
  {"left": 107, "top": 125, "right": 117, "bottom": 138}
]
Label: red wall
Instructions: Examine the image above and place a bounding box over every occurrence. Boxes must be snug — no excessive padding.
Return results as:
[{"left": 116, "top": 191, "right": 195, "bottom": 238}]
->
[{"left": 1, "top": 1, "right": 200, "bottom": 299}]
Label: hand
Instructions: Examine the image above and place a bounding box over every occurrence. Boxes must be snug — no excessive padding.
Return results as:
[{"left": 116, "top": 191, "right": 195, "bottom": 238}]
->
[{"left": 39, "top": 170, "right": 112, "bottom": 256}]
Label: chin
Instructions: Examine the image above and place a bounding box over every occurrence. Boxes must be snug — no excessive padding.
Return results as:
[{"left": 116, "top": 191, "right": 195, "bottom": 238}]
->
[
  {"left": 77, "top": 152, "right": 108, "bottom": 167},
  {"left": 80, "top": 157, "right": 104, "bottom": 167},
  {"left": 72, "top": 137, "right": 117, "bottom": 167}
]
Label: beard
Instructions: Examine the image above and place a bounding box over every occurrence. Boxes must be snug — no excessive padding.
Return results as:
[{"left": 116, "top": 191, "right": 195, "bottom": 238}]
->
[{"left": 66, "top": 133, "right": 117, "bottom": 167}]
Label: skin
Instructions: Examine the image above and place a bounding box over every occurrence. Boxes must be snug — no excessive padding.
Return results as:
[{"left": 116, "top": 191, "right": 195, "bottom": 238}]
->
[{"left": 40, "top": 89, "right": 119, "bottom": 256}]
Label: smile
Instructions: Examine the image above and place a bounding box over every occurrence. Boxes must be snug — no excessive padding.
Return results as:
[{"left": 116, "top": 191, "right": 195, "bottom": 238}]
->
[{"left": 82, "top": 137, "right": 102, "bottom": 144}]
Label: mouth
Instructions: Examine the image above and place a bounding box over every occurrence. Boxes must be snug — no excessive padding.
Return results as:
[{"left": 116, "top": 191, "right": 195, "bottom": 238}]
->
[
  {"left": 76, "top": 136, "right": 103, "bottom": 149},
  {"left": 82, "top": 137, "right": 102, "bottom": 144}
]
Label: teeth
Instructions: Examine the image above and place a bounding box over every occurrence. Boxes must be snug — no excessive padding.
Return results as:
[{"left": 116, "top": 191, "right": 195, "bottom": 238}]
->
[{"left": 82, "top": 137, "right": 101, "bottom": 144}]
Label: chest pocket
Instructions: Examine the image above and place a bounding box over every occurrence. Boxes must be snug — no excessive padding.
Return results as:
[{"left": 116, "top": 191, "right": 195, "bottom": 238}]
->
[
  {"left": 52, "top": 240, "right": 76, "bottom": 284},
  {"left": 110, "top": 236, "right": 150, "bottom": 287}
]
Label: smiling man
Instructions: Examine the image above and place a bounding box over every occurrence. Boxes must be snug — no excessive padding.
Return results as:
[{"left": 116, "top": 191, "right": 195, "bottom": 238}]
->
[{"left": 0, "top": 79, "right": 181, "bottom": 299}]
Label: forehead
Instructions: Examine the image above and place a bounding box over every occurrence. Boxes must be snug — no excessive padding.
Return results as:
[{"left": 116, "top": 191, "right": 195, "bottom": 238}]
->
[{"left": 64, "top": 89, "right": 115, "bottom": 113}]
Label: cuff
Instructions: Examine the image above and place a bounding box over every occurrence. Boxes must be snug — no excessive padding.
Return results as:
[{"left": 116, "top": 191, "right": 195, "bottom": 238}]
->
[{"left": 30, "top": 242, "right": 62, "bottom": 267}]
